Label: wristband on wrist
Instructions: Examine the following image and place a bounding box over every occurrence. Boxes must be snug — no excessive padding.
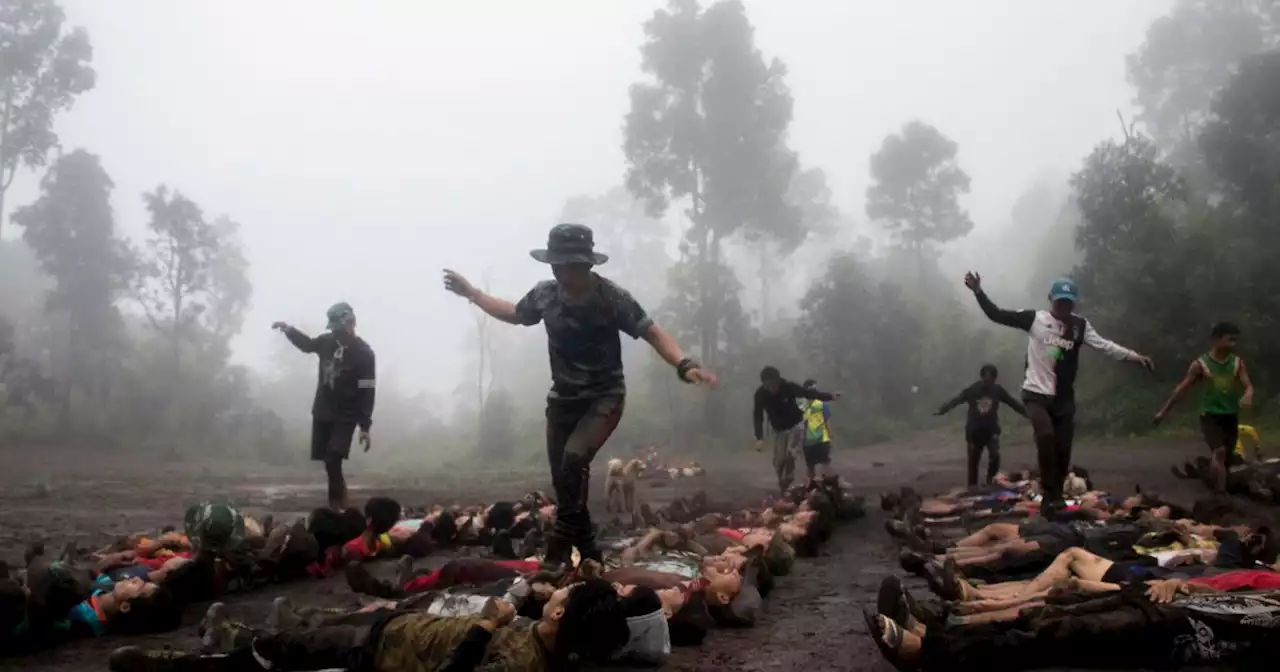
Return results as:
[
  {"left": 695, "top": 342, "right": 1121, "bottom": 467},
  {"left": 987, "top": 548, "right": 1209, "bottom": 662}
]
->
[{"left": 676, "top": 358, "right": 699, "bottom": 382}]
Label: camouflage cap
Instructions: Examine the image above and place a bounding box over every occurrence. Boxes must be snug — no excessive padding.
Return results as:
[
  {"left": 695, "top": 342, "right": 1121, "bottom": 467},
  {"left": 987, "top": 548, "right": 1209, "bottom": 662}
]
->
[
  {"left": 185, "top": 502, "right": 246, "bottom": 554},
  {"left": 326, "top": 302, "right": 356, "bottom": 331},
  {"left": 529, "top": 223, "right": 609, "bottom": 266}
]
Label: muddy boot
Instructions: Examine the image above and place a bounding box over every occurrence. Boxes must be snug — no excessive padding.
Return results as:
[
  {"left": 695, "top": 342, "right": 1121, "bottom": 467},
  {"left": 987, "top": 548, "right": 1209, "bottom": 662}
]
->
[
  {"left": 198, "top": 603, "right": 250, "bottom": 654},
  {"left": 395, "top": 555, "right": 415, "bottom": 589},
  {"left": 345, "top": 562, "right": 403, "bottom": 599},
  {"left": 110, "top": 646, "right": 255, "bottom": 672},
  {"left": 266, "top": 597, "right": 300, "bottom": 632}
]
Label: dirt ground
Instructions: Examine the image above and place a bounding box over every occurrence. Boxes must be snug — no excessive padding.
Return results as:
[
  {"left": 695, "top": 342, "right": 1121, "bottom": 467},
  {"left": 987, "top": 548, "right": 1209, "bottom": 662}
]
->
[{"left": 0, "top": 427, "right": 1265, "bottom": 672}]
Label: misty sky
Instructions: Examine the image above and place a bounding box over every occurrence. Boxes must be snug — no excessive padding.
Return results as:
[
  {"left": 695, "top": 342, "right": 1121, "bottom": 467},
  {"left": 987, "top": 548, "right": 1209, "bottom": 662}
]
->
[{"left": 5, "top": 0, "right": 1170, "bottom": 397}]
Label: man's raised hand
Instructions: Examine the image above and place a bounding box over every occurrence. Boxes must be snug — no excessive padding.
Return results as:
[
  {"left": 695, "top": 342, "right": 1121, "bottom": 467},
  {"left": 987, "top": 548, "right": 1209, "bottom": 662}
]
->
[
  {"left": 685, "top": 366, "right": 718, "bottom": 388},
  {"left": 963, "top": 272, "right": 982, "bottom": 292},
  {"left": 271, "top": 321, "right": 290, "bottom": 332},
  {"left": 443, "top": 269, "right": 476, "bottom": 299}
]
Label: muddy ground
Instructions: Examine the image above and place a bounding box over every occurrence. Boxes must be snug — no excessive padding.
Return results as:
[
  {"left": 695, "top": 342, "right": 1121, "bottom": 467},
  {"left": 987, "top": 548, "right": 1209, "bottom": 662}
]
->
[{"left": 0, "top": 427, "right": 1265, "bottom": 672}]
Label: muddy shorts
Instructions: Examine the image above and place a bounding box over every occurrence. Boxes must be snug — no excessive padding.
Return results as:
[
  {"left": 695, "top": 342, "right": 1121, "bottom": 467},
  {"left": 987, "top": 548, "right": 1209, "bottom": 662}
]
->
[
  {"left": 802, "top": 441, "right": 832, "bottom": 468},
  {"left": 311, "top": 420, "right": 357, "bottom": 462},
  {"left": 1200, "top": 413, "right": 1240, "bottom": 466}
]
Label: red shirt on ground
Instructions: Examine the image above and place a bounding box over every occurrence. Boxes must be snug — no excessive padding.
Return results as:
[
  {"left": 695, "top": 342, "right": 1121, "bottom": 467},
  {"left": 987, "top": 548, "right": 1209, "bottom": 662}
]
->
[{"left": 1190, "top": 570, "right": 1280, "bottom": 592}]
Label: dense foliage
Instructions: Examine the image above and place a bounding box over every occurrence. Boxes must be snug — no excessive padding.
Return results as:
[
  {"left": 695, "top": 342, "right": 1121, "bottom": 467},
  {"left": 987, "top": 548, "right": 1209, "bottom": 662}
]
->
[{"left": 3, "top": 0, "right": 1279, "bottom": 464}]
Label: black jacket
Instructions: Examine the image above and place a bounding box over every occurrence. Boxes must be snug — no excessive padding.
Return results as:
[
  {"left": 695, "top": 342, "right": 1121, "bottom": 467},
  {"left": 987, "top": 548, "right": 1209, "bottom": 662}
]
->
[{"left": 286, "top": 329, "right": 376, "bottom": 430}]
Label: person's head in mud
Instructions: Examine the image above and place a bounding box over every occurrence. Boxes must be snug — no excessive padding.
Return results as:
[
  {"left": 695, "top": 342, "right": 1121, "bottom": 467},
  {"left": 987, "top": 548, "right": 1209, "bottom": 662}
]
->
[
  {"left": 540, "top": 578, "right": 630, "bottom": 665},
  {"left": 1210, "top": 321, "right": 1241, "bottom": 357},
  {"left": 364, "top": 497, "right": 401, "bottom": 536},
  {"left": 760, "top": 366, "right": 783, "bottom": 393},
  {"left": 95, "top": 578, "right": 183, "bottom": 635},
  {"left": 980, "top": 363, "right": 998, "bottom": 385},
  {"left": 1046, "top": 278, "right": 1078, "bottom": 321},
  {"left": 325, "top": 302, "right": 358, "bottom": 345}
]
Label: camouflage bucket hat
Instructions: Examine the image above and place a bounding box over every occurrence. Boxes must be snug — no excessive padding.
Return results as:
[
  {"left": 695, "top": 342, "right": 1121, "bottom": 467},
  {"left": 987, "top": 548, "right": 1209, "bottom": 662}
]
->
[
  {"left": 529, "top": 223, "right": 609, "bottom": 266},
  {"left": 185, "top": 502, "right": 246, "bottom": 554},
  {"left": 326, "top": 302, "right": 356, "bottom": 331}
]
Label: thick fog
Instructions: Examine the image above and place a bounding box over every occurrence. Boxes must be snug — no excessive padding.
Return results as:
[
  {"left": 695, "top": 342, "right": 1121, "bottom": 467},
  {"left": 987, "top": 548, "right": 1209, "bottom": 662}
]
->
[
  {"left": 24, "top": 0, "right": 1280, "bottom": 469},
  {"left": 7, "top": 0, "right": 1165, "bottom": 390}
]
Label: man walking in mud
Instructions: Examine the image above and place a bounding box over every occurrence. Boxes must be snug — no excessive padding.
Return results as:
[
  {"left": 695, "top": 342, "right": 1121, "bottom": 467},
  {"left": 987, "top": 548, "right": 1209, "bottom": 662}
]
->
[
  {"left": 964, "top": 272, "right": 1152, "bottom": 517},
  {"left": 443, "top": 223, "right": 716, "bottom": 567},
  {"left": 272, "top": 302, "right": 376, "bottom": 512},
  {"left": 753, "top": 367, "right": 839, "bottom": 495}
]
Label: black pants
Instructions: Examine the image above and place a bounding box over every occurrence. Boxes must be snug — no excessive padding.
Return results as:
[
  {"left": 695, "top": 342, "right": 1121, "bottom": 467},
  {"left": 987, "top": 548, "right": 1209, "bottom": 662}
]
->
[
  {"left": 965, "top": 428, "right": 1001, "bottom": 486},
  {"left": 1200, "top": 413, "right": 1240, "bottom": 466},
  {"left": 917, "top": 597, "right": 1181, "bottom": 671},
  {"left": 311, "top": 420, "right": 356, "bottom": 506},
  {"left": 1024, "top": 394, "right": 1075, "bottom": 509},
  {"left": 544, "top": 395, "right": 625, "bottom": 564}
]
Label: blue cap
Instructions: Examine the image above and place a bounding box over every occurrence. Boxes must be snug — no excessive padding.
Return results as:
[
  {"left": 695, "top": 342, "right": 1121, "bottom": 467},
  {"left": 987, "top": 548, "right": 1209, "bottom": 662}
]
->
[{"left": 1049, "top": 278, "right": 1078, "bottom": 303}]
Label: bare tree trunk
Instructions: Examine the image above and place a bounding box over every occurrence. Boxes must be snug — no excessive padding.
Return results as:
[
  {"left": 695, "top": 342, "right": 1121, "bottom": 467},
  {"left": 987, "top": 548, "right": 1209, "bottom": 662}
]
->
[{"left": 759, "top": 242, "right": 771, "bottom": 327}]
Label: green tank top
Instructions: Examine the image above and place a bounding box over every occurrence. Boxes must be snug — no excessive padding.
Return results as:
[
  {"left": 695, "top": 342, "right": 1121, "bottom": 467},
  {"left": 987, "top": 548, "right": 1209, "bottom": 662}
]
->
[{"left": 1199, "top": 353, "right": 1241, "bottom": 415}]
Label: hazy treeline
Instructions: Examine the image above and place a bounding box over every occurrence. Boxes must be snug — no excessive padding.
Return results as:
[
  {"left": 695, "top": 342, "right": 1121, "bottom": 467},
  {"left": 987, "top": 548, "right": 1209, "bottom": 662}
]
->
[{"left": 2, "top": 0, "right": 1279, "bottom": 467}]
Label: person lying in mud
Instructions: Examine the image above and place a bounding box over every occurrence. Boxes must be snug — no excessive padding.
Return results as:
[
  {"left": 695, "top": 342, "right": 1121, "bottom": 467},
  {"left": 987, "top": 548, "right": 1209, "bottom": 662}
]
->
[
  {"left": 0, "top": 544, "right": 185, "bottom": 654},
  {"left": 1173, "top": 454, "right": 1280, "bottom": 502},
  {"left": 896, "top": 508, "right": 1196, "bottom": 585},
  {"left": 920, "top": 533, "right": 1273, "bottom": 618},
  {"left": 109, "top": 578, "right": 634, "bottom": 672},
  {"left": 866, "top": 574, "right": 1280, "bottom": 671}
]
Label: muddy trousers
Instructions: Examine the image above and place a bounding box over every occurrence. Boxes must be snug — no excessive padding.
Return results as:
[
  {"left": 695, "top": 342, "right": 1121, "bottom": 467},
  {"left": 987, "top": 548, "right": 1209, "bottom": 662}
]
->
[
  {"left": 966, "top": 428, "right": 1001, "bottom": 487},
  {"left": 772, "top": 422, "right": 804, "bottom": 493},
  {"left": 544, "top": 395, "right": 625, "bottom": 565},
  {"left": 212, "top": 610, "right": 390, "bottom": 672},
  {"left": 916, "top": 598, "right": 1184, "bottom": 672},
  {"left": 1023, "top": 395, "right": 1075, "bottom": 509}
]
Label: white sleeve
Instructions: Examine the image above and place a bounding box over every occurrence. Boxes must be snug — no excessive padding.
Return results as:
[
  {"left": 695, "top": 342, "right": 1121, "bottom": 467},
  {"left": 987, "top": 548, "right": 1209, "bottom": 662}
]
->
[{"left": 1083, "top": 320, "right": 1138, "bottom": 361}]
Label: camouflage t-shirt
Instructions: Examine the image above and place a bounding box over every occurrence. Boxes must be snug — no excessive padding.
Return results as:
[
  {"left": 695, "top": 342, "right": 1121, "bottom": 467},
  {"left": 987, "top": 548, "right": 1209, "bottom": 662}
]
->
[
  {"left": 375, "top": 614, "right": 549, "bottom": 672},
  {"left": 515, "top": 274, "right": 653, "bottom": 400}
]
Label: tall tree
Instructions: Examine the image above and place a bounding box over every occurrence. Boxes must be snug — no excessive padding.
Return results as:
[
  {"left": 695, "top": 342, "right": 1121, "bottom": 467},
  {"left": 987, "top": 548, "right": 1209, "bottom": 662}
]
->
[
  {"left": 865, "top": 121, "right": 973, "bottom": 267},
  {"left": 133, "top": 185, "right": 220, "bottom": 383},
  {"left": 0, "top": 0, "right": 95, "bottom": 238},
  {"left": 1126, "top": 0, "right": 1279, "bottom": 165},
  {"left": 1071, "top": 126, "right": 1190, "bottom": 374},
  {"left": 797, "top": 253, "right": 921, "bottom": 422},
  {"left": 624, "top": 0, "right": 797, "bottom": 376},
  {"left": 1200, "top": 48, "right": 1280, "bottom": 384},
  {"left": 11, "top": 149, "right": 129, "bottom": 426},
  {"left": 745, "top": 165, "right": 835, "bottom": 325}
]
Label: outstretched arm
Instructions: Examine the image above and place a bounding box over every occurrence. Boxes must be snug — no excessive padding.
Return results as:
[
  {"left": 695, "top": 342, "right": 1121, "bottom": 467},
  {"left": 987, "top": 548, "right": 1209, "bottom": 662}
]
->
[
  {"left": 996, "top": 385, "right": 1028, "bottom": 418},
  {"left": 936, "top": 388, "right": 968, "bottom": 415},
  {"left": 443, "top": 270, "right": 524, "bottom": 325},
  {"left": 963, "top": 272, "right": 1035, "bottom": 331},
  {"left": 1082, "top": 321, "right": 1146, "bottom": 363},
  {"left": 790, "top": 381, "right": 837, "bottom": 402},
  {"left": 273, "top": 323, "right": 318, "bottom": 353},
  {"left": 973, "top": 291, "right": 1036, "bottom": 331},
  {"left": 1153, "top": 361, "right": 1202, "bottom": 424}
]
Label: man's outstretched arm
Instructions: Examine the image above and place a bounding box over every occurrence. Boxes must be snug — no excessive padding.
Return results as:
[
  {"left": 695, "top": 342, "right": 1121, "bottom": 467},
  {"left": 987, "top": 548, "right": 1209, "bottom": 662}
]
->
[
  {"left": 443, "top": 270, "right": 524, "bottom": 325},
  {"left": 639, "top": 324, "right": 717, "bottom": 386},
  {"left": 1153, "top": 361, "right": 1201, "bottom": 424},
  {"left": 963, "top": 272, "right": 1035, "bottom": 331},
  {"left": 1083, "top": 321, "right": 1152, "bottom": 369},
  {"left": 272, "top": 322, "right": 318, "bottom": 353}
]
